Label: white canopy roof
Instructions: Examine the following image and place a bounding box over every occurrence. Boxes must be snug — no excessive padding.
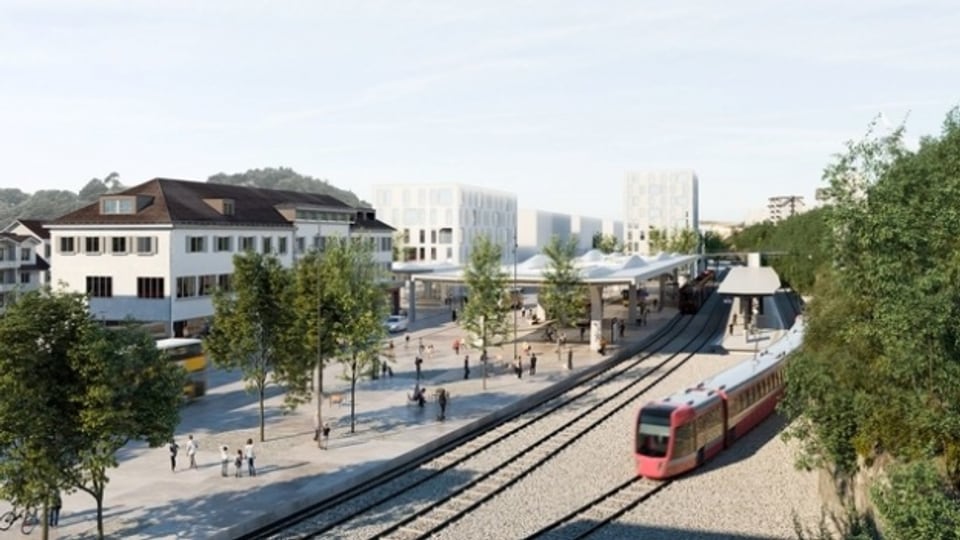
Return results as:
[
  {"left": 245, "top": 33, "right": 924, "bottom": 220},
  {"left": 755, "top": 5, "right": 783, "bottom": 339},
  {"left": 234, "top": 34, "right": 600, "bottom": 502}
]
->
[
  {"left": 400, "top": 250, "right": 700, "bottom": 286},
  {"left": 717, "top": 266, "right": 781, "bottom": 296}
]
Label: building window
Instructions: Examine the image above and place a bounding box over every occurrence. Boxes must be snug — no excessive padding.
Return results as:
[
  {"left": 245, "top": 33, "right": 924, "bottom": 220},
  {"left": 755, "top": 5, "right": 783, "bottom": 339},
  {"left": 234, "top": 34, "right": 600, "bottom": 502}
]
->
[
  {"left": 217, "top": 273, "right": 232, "bottom": 292},
  {"left": 438, "top": 228, "right": 452, "bottom": 244},
  {"left": 262, "top": 237, "right": 273, "bottom": 254},
  {"left": 430, "top": 247, "right": 437, "bottom": 260},
  {"left": 186, "top": 236, "right": 206, "bottom": 253},
  {"left": 100, "top": 198, "right": 134, "bottom": 215},
  {"left": 278, "top": 237, "right": 288, "bottom": 255},
  {"left": 222, "top": 199, "right": 235, "bottom": 215},
  {"left": 215, "top": 236, "right": 233, "bottom": 252},
  {"left": 111, "top": 237, "right": 128, "bottom": 254},
  {"left": 20, "top": 247, "right": 31, "bottom": 261},
  {"left": 59, "top": 237, "right": 75, "bottom": 254},
  {"left": 20, "top": 272, "right": 30, "bottom": 284},
  {"left": 136, "top": 236, "right": 156, "bottom": 254},
  {"left": 84, "top": 237, "right": 102, "bottom": 254},
  {"left": 199, "top": 275, "right": 217, "bottom": 296},
  {"left": 137, "top": 277, "right": 164, "bottom": 298},
  {"left": 240, "top": 236, "right": 256, "bottom": 251},
  {"left": 446, "top": 247, "right": 452, "bottom": 260},
  {"left": 295, "top": 237, "right": 305, "bottom": 254},
  {"left": 86, "top": 276, "right": 113, "bottom": 297},
  {"left": 176, "top": 276, "right": 197, "bottom": 298}
]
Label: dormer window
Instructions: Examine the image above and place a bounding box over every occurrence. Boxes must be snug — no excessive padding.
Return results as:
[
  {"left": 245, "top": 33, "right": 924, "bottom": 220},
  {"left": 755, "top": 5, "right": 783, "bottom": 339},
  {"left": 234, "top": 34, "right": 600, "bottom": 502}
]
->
[
  {"left": 101, "top": 197, "right": 135, "bottom": 215},
  {"left": 223, "top": 199, "right": 235, "bottom": 216},
  {"left": 203, "top": 198, "right": 236, "bottom": 215}
]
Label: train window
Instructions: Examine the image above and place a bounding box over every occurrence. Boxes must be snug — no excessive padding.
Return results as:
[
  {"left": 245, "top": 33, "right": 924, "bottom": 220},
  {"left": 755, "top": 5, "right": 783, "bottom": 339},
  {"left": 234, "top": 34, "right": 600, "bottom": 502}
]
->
[
  {"left": 637, "top": 407, "right": 672, "bottom": 457},
  {"left": 674, "top": 424, "right": 695, "bottom": 457}
]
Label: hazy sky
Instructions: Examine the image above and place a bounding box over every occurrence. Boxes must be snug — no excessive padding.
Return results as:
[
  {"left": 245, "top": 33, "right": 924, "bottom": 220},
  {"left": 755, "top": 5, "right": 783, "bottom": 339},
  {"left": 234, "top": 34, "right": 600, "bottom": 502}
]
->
[{"left": 2, "top": 1, "right": 958, "bottom": 222}]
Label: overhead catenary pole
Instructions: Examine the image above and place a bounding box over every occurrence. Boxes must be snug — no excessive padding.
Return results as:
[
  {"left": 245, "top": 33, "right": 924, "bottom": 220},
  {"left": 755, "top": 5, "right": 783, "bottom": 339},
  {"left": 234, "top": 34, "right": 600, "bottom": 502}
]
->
[
  {"left": 513, "top": 229, "right": 518, "bottom": 367},
  {"left": 481, "top": 315, "right": 487, "bottom": 390}
]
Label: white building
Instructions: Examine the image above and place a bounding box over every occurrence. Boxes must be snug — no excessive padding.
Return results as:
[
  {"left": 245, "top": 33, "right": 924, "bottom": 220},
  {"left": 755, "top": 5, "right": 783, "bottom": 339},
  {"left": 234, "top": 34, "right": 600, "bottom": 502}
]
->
[
  {"left": 1, "top": 219, "right": 51, "bottom": 286},
  {"left": 372, "top": 183, "right": 517, "bottom": 265},
  {"left": 623, "top": 170, "right": 699, "bottom": 255},
  {"left": 767, "top": 195, "right": 806, "bottom": 223},
  {"left": 517, "top": 209, "right": 572, "bottom": 260},
  {"left": 571, "top": 215, "right": 602, "bottom": 254},
  {"left": 0, "top": 230, "right": 46, "bottom": 313},
  {"left": 48, "top": 178, "right": 394, "bottom": 337}
]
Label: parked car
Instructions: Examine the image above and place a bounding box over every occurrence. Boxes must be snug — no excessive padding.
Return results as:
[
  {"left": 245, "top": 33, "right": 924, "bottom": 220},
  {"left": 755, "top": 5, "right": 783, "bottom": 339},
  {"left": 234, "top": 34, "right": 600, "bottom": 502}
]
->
[{"left": 385, "top": 315, "right": 408, "bottom": 333}]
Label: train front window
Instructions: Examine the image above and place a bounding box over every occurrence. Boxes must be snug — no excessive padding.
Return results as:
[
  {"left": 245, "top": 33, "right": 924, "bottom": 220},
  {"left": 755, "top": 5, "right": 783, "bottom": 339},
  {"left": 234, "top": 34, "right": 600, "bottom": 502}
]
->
[{"left": 637, "top": 408, "right": 672, "bottom": 457}]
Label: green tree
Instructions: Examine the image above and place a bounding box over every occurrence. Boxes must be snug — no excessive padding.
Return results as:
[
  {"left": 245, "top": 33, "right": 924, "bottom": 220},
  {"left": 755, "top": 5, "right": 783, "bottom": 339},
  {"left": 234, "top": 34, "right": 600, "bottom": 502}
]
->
[
  {"left": 648, "top": 227, "right": 699, "bottom": 254},
  {"left": 0, "top": 291, "right": 182, "bottom": 540},
  {"left": 208, "top": 167, "right": 368, "bottom": 207},
  {"left": 782, "top": 109, "right": 960, "bottom": 529},
  {"left": 591, "top": 231, "right": 603, "bottom": 250},
  {"left": 872, "top": 460, "right": 960, "bottom": 539},
  {"left": 702, "top": 230, "right": 730, "bottom": 254},
  {"left": 597, "top": 234, "right": 619, "bottom": 254},
  {"left": 540, "top": 235, "right": 585, "bottom": 366},
  {"left": 206, "top": 252, "right": 306, "bottom": 442},
  {"left": 461, "top": 235, "right": 509, "bottom": 387}
]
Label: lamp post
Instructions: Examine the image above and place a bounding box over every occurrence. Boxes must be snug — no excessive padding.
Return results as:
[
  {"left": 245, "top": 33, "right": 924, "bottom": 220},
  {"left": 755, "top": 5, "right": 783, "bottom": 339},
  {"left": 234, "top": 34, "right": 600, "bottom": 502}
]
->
[
  {"left": 512, "top": 229, "right": 518, "bottom": 368},
  {"left": 314, "top": 232, "right": 324, "bottom": 449}
]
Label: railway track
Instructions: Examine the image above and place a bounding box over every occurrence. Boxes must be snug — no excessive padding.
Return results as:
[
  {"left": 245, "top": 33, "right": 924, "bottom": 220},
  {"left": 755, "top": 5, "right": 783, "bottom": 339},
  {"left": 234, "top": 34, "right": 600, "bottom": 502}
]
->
[
  {"left": 246, "top": 295, "right": 726, "bottom": 539},
  {"left": 524, "top": 477, "right": 672, "bottom": 539}
]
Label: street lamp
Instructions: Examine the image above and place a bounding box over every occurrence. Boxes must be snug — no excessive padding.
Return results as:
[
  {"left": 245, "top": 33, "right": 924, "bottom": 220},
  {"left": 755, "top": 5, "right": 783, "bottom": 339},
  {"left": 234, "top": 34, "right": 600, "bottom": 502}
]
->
[{"left": 513, "top": 229, "right": 518, "bottom": 368}]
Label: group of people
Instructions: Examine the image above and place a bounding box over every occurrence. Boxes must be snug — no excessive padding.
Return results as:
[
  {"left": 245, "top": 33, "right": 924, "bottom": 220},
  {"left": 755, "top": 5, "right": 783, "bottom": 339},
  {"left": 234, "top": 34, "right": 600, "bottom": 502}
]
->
[{"left": 169, "top": 435, "right": 257, "bottom": 478}]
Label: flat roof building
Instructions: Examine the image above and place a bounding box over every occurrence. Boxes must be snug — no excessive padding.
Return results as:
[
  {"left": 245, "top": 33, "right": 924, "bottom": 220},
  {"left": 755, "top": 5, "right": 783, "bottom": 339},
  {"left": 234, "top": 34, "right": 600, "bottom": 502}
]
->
[{"left": 623, "top": 170, "right": 699, "bottom": 255}]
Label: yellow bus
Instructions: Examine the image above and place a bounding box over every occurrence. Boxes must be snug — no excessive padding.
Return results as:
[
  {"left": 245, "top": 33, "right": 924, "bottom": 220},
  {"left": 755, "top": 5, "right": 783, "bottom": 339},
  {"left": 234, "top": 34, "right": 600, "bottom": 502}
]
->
[{"left": 156, "top": 338, "right": 208, "bottom": 399}]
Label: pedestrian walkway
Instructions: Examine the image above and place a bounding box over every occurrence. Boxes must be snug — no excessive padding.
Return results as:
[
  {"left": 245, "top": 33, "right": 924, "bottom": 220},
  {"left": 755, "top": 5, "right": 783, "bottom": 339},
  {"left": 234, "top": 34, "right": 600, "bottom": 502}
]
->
[{"left": 24, "top": 304, "right": 676, "bottom": 540}]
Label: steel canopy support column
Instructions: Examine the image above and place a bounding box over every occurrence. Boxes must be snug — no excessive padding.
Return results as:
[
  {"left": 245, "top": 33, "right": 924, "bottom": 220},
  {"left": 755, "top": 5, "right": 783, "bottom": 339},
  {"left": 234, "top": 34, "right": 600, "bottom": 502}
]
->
[
  {"left": 658, "top": 274, "right": 667, "bottom": 309},
  {"left": 407, "top": 279, "right": 417, "bottom": 323},
  {"left": 589, "top": 285, "right": 604, "bottom": 352},
  {"left": 627, "top": 282, "right": 638, "bottom": 325}
]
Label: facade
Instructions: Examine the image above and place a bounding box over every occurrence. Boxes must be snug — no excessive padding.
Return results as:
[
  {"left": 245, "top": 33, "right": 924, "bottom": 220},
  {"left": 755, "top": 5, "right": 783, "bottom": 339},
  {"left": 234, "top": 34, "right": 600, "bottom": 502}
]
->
[
  {"left": 623, "top": 170, "right": 700, "bottom": 255},
  {"left": 699, "top": 220, "right": 740, "bottom": 239},
  {"left": 602, "top": 218, "right": 623, "bottom": 244},
  {"left": 372, "top": 183, "right": 517, "bottom": 265},
  {"left": 48, "top": 178, "right": 394, "bottom": 337},
  {"left": 518, "top": 209, "right": 572, "bottom": 260},
  {"left": 1, "top": 218, "right": 52, "bottom": 286},
  {"left": 0, "top": 231, "right": 46, "bottom": 313},
  {"left": 767, "top": 195, "right": 806, "bottom": 223},
  {"left": 571, "top": 215, "right": 602, "bottom": 254}
]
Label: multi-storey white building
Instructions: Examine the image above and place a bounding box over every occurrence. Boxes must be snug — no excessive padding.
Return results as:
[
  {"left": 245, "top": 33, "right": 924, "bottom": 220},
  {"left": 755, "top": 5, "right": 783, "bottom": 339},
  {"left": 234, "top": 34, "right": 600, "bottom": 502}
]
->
[
  {"left": 623, "top": 170, "right": 699, "bottom": 255},
  {"left": 571, "top": 215, "right": 601, "bottom": 254},
  {"left": 48, "top": 178, "right": 394, "bottom": 337},
  {"left": 1, "top": 218, "right": 51, "bottom": 286},
  {"left": 372, "top": 183, "right": 517, "bottom": 265},
  {"left": 766, "top": 195, "right": 806, "bottom": 223},
  {"left": 0, "top": 229, "right": 46, "bottom": 313},
  {"left": 517, "top": 209, "right": 572, "bottom": 260}
]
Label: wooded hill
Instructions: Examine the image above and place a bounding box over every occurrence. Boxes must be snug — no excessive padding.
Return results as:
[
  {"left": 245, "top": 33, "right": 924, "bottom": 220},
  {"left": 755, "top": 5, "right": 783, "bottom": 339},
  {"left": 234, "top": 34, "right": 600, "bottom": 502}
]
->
[{"left": 0, "top": 168, "right": 367, "bottom": 228}]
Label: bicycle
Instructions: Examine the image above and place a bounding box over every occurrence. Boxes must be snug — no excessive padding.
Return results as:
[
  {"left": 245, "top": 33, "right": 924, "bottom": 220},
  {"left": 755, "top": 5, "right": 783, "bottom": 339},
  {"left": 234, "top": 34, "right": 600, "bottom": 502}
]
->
[{"left": 0, "top": 508, "right": 39, "bottom": 534}]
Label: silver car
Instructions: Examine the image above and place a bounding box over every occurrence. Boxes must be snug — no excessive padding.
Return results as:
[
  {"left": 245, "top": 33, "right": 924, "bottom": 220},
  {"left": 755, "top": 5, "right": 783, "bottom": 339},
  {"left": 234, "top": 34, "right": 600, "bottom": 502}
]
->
[{"left": 385, "top": 315, "right": 408, "bottom": 333}]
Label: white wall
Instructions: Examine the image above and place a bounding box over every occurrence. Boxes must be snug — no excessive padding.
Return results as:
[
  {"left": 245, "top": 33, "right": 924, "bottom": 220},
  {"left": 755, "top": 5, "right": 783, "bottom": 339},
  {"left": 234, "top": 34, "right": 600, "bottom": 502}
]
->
[{"left": 623, "top": 170, "right": 699, "bottom": 255}]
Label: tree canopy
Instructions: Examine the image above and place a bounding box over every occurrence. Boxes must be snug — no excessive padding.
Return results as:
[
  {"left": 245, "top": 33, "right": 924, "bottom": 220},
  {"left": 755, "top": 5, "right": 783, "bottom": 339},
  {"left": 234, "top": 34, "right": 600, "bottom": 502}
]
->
[
  {"left": 780, "top": 109, "right": 960, "bottom": 532},
  {"left": 208, "top": 167, "right": 368, "bottom": 207},
  {"left": 461, "top": 236, "right": 510, "bottom": 370},
  {"left": 648, "top": 227, "right": 699, "bottom": 254},
  {"left": 0, "top": 290, "right": 183, "bottom": 539}
]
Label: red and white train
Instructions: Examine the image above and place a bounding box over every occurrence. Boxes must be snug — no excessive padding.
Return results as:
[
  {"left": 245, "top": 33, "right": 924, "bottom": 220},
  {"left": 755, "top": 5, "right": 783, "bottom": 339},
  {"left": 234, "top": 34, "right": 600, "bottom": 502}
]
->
[{"left": 635, "top": 318, "right": 805, "bottom": 479}]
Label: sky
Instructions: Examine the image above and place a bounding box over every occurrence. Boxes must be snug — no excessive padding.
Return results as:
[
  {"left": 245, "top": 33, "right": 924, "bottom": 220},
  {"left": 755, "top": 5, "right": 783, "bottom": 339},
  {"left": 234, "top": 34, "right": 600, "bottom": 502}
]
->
[{"left": 1, "top": 1, "right": 958, "bottom": 222}]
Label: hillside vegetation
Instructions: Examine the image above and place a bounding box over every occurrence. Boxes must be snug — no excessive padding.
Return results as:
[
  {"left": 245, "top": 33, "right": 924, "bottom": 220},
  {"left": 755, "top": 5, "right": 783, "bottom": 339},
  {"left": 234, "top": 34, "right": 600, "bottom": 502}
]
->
[{"left": 0, "top": 168, "right": 366, "bottom": 227}]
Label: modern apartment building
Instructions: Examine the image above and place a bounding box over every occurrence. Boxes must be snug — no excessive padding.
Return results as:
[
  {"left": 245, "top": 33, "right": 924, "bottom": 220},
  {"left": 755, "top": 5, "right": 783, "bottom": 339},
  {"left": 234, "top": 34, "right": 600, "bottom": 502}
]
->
[
  {"left": 372, "top": 183, "right": 517, "bottom": 265},
  {"left": 47, "top": 178, "right": 394, "bottom": 337},
  {"left": 517, "top": 209, "right": 572, "bottom": 260},
  {"left": 623, "top": 170, "right": 699, "bottom": 255},
  {"left": 767, "top": 195, "right": 806, "bottom": 223},
  {"left": 1, "top": 218, "right": 51, "bottom": 285}
]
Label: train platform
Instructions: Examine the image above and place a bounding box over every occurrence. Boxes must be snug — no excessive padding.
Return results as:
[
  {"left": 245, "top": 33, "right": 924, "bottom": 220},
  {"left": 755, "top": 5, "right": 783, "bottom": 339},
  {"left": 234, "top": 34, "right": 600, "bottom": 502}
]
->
[{"left": 21, "top": 300, "right": 677, "bottom": 540}]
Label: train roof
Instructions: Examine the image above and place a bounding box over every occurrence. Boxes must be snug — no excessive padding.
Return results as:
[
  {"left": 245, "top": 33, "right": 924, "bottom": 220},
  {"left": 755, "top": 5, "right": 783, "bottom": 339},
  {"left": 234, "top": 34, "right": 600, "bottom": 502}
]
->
[{"left": 650, "top": 317, "right": 806, "bottom": 410}]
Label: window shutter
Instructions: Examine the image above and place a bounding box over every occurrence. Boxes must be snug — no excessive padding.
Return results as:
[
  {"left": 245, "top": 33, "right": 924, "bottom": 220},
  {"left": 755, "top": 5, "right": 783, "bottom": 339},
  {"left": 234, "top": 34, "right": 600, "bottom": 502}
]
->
[{"left": 152, "top": 236, "right": 158, "bottom": 255}]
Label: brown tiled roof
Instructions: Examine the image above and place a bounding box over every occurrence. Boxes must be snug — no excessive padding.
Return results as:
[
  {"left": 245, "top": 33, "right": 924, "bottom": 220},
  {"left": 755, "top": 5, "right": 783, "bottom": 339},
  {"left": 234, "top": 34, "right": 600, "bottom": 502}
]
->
[
  {"left": 17, "top": 219, "right": 50, "bottom": 239},
  {"left": 51, "top": 178, "right": 355, "bottom": 227},
  {"left": 0, "top": 232, "right": 32, "bottom": 243},
  {"left": 351, "top": 217, "right": 395, "bottom": 232}
]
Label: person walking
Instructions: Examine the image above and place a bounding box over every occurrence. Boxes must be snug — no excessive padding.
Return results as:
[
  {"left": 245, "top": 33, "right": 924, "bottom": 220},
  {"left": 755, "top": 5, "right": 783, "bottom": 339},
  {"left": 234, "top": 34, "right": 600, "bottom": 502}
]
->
[
  {"left": 514, "top": 358, "right": 523, "bottom": 379},
  {"left": 48, "top": 491, "right": 61, "bottom": 527},
  {"left": 186, "top": 435, "right": 198, "bottom": 469},
  {"left": 529, "top": 352, "right": 538, "bottom": 376},
  {"left": 463, "top": 355, "right": 470, "bottom": 380},
  {"left": 437, "top": 388, "right": 448, "bottom": 421},
  {"left": 234, "top": 450, "right": 243, "bottom": 478},
  {"left": 168, "top": 439, "right": 179, "bottom": 472},
  {"left": 415, "top": 355, "right": 423, "bottom": 380},
  {"left": 244, "top": 438, "right": 256, "bottom": 476},
  {"left": 321, "top": 423, "right": 331, "bottom": 450},
  {"left": 220, "top": 445, "right": 230, "bottom": 477}
]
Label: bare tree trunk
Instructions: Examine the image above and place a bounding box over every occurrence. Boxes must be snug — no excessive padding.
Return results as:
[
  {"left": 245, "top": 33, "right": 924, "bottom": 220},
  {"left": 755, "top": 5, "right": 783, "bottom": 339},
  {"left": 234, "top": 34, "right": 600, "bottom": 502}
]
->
[
  {"left": 315, "top": 360, "right": 324, "bottom": 448},
  {"left": 258, "top": 383, "right": 266, "bottom": 442},
  {"left": 95, "top": 484, "right": 104, "bottom": 540},
  {"left": 350, "top": 354, "right": 357, "bottom": 433}
]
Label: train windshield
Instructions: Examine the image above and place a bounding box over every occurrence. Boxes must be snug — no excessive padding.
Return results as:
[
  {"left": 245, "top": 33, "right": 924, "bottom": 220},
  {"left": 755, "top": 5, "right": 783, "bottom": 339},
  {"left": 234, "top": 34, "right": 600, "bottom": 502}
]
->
[{"left": 636, "top": 407, "right": 673, "bottom": 457}]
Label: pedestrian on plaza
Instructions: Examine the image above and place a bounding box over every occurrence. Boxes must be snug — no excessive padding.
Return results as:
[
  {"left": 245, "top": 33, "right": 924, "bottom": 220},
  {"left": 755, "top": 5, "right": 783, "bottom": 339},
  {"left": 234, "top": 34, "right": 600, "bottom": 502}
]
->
[
  {"left": 186, "top": 434, "right": 198, "bottom": 469},
  {"left": 580, "top": 326, "right": 586, "bottom": 342},
  {"left": 514, "top": 358, "right": 523, "bottom": 379},
  {"left": 437, "top": 388, "right": 448, "bottom": 421},
  {"left": 381, "top": 361, "right": 388, "bottom": 378},
  {"left": 48, "top": 491, "right": 61, "bottom": 527},
  {"left": 415, "top": 355, "right": 423, "bottom": 380},
  {"left": 530, "top": 352, "right": 538, "bottom": 375},
  {"left": 453, "top": 339, "right": 460, "bottom": 356},
  {"left": 321, "top": 423, "right": 331, "bottom": 450},
  {"left": 619, "top": 321, "right": 625, "bottom": 338},
  {"left": 419, "top": 337, "right": 424, "bottom": 354},
  {"left": 234, "top": 450, "right": 243, "bottom": 477},
  {"left": 416, "top": 387, "right": 426, "bottom": 408},
  {"left": 599, "top": 337, "right": 608, "bottom": 355},
  {"left": 220, "top": 445, "right": 230, "bottom": 477},
  {"left": 244, "top": 438, "right": 256, "bottom": 476},
  {"left": 463, "top": 355, "right": 470, "bottom": 380},
  {"left": 405, "top": 334, "right": 410, "bottom": 348},
  {"left": 451, "top": 309, "right": 457, "bottom": 322},
  {"left": 168, "top": 439, "right": 179, "bottom": 472}
]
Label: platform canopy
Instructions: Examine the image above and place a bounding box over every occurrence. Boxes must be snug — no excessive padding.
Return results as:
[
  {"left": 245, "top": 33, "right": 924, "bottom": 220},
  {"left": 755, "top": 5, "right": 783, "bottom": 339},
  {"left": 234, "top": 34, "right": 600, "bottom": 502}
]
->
[
  {"left": 394, "top": 250, "right": 700, "bottom": 287},
  {"left": 717, "top": 266, "right": 781, "bottom": 296}
]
